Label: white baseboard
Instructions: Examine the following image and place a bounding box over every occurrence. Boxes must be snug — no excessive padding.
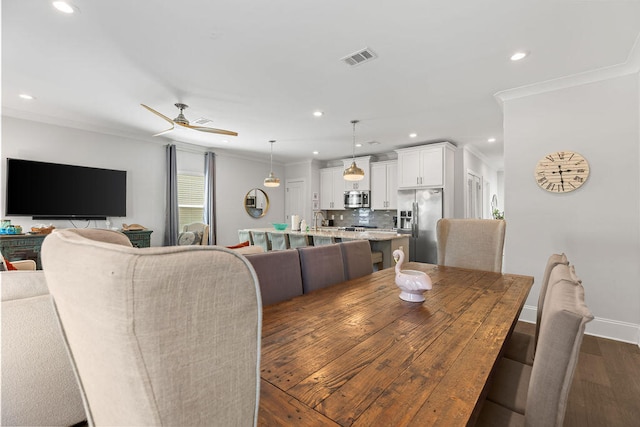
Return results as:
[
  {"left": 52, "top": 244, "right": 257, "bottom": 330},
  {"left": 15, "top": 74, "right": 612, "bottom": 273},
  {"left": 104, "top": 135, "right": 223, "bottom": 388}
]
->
[{"left": 520, "top": 305, "right": 640, "bottom": 348}]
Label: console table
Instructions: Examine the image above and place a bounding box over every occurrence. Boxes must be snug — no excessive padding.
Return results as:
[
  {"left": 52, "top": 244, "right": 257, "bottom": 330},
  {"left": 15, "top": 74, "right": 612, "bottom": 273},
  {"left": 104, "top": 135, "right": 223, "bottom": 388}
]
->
[
  {"left": 0, "top": 234, "right": 47, "bottom": 269},
  {"left": 120, "top": 230, "right": 153, "bottom": 248},
  {"left": 1, "top": 229, "right": 153, "bottom": 269}
]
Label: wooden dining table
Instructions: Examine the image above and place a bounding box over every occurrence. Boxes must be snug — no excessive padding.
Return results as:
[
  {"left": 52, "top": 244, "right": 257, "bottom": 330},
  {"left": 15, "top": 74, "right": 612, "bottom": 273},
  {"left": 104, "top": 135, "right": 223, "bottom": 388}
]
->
[{"left": 257, "top": 262, "right": 533, "bottom": 427}]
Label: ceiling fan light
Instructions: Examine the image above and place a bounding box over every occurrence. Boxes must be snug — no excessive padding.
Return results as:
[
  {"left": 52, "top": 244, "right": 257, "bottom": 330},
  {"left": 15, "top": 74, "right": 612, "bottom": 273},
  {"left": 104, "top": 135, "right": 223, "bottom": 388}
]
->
[{"left": 343, "top": 162, "right": 365, "bottom": 181}]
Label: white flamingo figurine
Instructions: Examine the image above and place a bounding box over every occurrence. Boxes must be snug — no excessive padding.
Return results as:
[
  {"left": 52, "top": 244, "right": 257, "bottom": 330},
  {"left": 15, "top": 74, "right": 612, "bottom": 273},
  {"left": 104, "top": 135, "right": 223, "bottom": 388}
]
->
[{"left": 393, "top": 249, "right": 432, "bottom": 302}]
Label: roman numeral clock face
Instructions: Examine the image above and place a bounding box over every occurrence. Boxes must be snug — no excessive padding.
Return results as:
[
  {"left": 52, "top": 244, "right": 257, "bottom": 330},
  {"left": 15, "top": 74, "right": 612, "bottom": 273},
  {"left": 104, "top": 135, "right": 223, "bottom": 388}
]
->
[{"left": 535, "top": 151, "right": 590, "bottom": 193}]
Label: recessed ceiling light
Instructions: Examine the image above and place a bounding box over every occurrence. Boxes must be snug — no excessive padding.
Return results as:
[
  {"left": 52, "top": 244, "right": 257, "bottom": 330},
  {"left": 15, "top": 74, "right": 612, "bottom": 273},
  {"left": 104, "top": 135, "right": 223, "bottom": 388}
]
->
[
  {"left": 313, "top": 151, "right": 319, "bottom": 155},
  {"left": 510, "top": 51, "right": 528, "bottom": 61},
  {"left": 488, "top": 137, "right": 496, "bottom": 143},
  {"left": 409, "top": 133, "right": 417, "bottom": 138},
  {"left": 313, "top": 111, "right": 323, "bottom": 117},
  {"left": 53, "top": 1, "right": 75, "bottom": 14},
  {"left": 221, "top": 139, "right": 229, "bottom": 143},
  {"left": 355, "top": 143, "right": 363, "bottom": 148},
  {"left": 19, "top": 94, "right": 35, "bottom": 100}
]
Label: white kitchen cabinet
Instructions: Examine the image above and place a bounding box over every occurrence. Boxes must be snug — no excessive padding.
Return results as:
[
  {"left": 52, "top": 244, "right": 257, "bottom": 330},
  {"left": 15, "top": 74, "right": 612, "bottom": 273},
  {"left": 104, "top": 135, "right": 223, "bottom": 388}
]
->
[
  {"left": 320, "top": 167, "right": 345, "bottom": 210},
  {"left": 396, "top": 142, "right": 455, "bottom": 189},
  {"left": 342, "top": 156, "right": 371, "bottom": 191},
  {"left": 371, "top": 161, "right": 397, "bottom": 210}
]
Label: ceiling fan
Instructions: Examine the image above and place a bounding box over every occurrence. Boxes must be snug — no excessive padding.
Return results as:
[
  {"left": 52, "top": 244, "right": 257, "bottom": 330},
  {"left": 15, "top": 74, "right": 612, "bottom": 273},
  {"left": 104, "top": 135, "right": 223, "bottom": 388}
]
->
[{"left": 141, "top": 103, "right": 238, "bottom": 137}]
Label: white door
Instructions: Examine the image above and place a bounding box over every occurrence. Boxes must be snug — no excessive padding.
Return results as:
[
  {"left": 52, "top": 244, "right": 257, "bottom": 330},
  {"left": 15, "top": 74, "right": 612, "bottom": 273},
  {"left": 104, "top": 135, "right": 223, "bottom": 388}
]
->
[
  {"left": 466, "top": 171, "right": 483, "bottom": 219},
  {"left": 285, "top": 179, "right": 305, "bottom": 223}
]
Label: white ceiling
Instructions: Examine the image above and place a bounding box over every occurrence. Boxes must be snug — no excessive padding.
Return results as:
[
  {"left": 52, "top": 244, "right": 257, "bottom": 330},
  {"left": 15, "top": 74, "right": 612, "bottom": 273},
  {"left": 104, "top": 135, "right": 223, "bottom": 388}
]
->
[{"left": 3, "top": 1, "right": 640, "bottom": 169}]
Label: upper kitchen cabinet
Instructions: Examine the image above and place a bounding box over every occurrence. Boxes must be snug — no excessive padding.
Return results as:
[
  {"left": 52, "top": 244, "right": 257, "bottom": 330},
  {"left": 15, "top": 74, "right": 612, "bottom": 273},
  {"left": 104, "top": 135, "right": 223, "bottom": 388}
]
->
[
  {"left": 342, "top": 156, "right": 371, "bottom": 191},
  {"left": 396, "top": 142, "right": 456, "bottom": 189},
  {"left": 371, "top": 161, "right": 397, "bottom": 210},
  {"left": 320, "top": 167, "right": 345, "bottom": 210}
]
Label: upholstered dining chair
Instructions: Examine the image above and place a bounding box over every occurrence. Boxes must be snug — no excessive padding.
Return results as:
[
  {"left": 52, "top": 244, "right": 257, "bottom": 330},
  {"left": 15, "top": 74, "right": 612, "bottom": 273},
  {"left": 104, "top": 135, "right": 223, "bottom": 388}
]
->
[
  {"left": 267, "top": 232, "right": 290, "bottom": 251},
  {"left": 297, "top": 244, "right": 346, "bottom": 293},
  {"left": 504, "top": 253, "right": 569, "bottom": 365},
  {"left": 41, "top": 228, "right": 262, "bottom": 426},
  {"left": 477, "top": 263, "right": 592, "bottom": 427},
  {"left": 340, "top": 240, "right": 374, "bottom": 280},
  {"left": 436, "top": 218, "right": 506, "bottom": 272},
  {"left": 250, "top": 231, "right": 271, "bottom": 252},
  {"left": 245, "top": 249, "right": 303, "bottom": 306},
  {"left": 183, "top": 222, "right": 209, "bottom": 245}
]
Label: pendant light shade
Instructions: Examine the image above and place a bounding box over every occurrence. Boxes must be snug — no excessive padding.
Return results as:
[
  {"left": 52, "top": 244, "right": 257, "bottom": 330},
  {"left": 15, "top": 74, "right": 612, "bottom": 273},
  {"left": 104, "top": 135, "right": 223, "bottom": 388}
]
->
[
  {"left": 344, "top": 120, "right": 365, "bottom": 181},
  {"left": 264, "top": 140, "right": 280, "bottom": 187}
]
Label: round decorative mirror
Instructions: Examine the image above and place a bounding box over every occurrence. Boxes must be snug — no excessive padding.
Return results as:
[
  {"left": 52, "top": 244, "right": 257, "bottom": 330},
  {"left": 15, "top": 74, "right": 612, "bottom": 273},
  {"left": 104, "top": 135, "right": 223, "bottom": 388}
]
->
[{"left": 244, "top": 188, "right": 270, "bottom": 218}]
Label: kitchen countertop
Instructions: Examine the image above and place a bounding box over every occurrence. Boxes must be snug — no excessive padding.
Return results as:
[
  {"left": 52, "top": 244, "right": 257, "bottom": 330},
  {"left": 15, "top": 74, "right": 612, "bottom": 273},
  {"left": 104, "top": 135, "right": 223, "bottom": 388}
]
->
[{"left": 241, "top": 227, "right": 406, "bottom": 242}]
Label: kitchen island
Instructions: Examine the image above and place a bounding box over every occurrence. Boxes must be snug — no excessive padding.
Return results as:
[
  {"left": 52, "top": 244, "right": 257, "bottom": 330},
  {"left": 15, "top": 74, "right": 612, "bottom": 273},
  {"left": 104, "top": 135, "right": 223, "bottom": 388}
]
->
[{"left": 240, "top": 227, "right": 409, "bottom": 269}]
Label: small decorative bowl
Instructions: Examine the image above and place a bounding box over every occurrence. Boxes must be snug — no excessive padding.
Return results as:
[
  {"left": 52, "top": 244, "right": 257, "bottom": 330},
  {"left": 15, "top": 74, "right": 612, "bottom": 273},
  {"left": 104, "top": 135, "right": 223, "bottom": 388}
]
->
[{"left": 273, "top": 223, "right": 288, "bottom": 231}]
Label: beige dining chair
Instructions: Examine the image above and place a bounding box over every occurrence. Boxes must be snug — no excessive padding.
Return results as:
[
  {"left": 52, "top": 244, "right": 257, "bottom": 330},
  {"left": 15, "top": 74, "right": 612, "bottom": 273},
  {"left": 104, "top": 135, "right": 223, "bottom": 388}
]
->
[
  {"left": 340, "top": 240, "right": 374, "bottom": 280},
  {"left": 267, "top": 232, "right": 290, "bottom": 251},
  {"left": 477, "top": 263, "right": 593, "bottom": 427},
  {"left": 504, "top": 253, "right": 569, "bottom": 365},
  {"left": 41, "top": 229, "right": 262, "bottom": 426},
  {"left": 250, "top": 231, "right": 271, "bottom": 251},
  {"left": 297, "top": 244, "right": 346, "bottom": 293},
  {"left": 436, "top": 218, "right": 506, "bottom": 272}
]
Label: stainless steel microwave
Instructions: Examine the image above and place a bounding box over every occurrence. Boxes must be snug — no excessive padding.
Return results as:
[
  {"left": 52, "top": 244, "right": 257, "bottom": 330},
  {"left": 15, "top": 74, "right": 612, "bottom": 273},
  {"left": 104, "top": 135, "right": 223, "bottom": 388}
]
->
[{"left": 344, "top": 190, "right": 370, "bottom": 208}]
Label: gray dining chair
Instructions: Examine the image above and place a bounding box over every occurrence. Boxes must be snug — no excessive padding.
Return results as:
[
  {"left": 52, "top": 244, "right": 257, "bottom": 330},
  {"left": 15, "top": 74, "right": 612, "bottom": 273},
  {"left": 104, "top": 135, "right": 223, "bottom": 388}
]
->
[
  {"left": 288, "top": 234, "right": 309, "bottom": 249},
  {"left": 297, "top": 244, "right": 346, "bottom": 293},
  {"left": 504, "top": 253, "right": 569, "bottom": 365},
  {"left": 340, "top": 240, "right": 373, "bottom": 280},
  {"left": 245, "top": 249, "right": 303, "bottom": 306},
  {"left": 250, "top": 231, "right": 271, "bottom": 251},
  {"left": 477, "top": 263, "right": 593, "bottom": 427},
  {"left": 436, "top": 218, "right": 506, "bottom": 272},
  {"left": 267, "top": 232, "right": 289, "bottom": 251}
]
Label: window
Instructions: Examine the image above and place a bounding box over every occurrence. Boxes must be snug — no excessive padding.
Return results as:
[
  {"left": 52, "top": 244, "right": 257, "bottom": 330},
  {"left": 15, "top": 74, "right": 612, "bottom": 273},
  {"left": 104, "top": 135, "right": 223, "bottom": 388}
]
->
[{"left": 177, "top": 174, "right": 204, "bottom": 231}]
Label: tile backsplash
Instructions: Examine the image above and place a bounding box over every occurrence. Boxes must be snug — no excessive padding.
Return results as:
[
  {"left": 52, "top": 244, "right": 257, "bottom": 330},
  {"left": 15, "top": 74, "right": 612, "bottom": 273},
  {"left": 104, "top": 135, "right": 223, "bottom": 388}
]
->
[{"left": 325, "top": 208, "right": 397, "bottom": 229}]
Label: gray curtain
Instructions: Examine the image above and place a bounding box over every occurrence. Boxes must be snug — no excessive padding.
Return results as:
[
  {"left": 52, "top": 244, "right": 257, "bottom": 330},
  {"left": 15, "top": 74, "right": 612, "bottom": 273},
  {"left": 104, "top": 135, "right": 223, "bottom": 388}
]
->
[
  {"left": 204, "top": 151, "right": 216, "bottom": 245},
  {"left": 164, "top": 144, "right": 179, "bottom": 246}
]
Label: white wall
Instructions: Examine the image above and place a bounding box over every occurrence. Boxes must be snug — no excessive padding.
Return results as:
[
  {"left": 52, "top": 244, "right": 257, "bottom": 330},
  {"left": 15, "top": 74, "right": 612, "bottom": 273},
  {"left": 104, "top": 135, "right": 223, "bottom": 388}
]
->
[
  {"left": 1, "top": 116, "right": 285, "bottom": 247},
  {"left": 502, "top": 72, "right": 640, "bottom": 344},
  {"left": 1, "top": 116, "right": 166, "bottom": 246}
]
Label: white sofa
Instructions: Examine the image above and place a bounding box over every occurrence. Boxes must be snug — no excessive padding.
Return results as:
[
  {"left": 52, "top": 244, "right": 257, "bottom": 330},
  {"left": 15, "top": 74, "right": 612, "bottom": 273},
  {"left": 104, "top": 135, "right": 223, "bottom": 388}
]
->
[{"left": 1, "top": 270, "right": 86, "bottom": 426}]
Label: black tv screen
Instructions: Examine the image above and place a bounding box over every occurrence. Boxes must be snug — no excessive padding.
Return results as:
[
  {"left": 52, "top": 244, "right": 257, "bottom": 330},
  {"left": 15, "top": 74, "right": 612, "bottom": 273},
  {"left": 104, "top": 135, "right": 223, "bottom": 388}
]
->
[{"left": 5, "top": 158, "right": 127, "bottom": 219}]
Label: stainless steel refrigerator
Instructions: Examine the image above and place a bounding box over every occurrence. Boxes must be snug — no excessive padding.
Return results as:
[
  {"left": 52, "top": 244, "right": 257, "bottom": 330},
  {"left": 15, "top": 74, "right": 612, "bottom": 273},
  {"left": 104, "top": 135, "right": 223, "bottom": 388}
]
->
[{"left": 397, "top": 189, "right": 443, "bottom": 263}]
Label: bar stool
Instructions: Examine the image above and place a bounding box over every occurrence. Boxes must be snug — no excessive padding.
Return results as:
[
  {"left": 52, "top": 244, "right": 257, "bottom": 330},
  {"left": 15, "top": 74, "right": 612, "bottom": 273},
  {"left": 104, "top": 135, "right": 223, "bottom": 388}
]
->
[
  {"left": 268, "top": 232, "right": 290, "bottom": 251},
  {"left": 250, "top": 231, "right": 271, "bottom": 251},
  {"left": 288, "top": 234, "right": 309, "bottom": 249},
  {"left": 311, "top": 236, "right": 335, "bottom": 246}
]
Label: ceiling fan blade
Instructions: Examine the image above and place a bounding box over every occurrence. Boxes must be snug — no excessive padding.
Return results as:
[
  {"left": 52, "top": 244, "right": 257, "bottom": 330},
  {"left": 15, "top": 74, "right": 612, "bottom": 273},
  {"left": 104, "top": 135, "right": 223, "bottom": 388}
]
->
[
  {"left": 180, "top": 122, "right": 238, "bottom": 137},
  {"left": 153, "top": 124, "right": 175, "bottom": 137},
  {"left": 141, "top": 104, "right": 174, "bottom": 125}
]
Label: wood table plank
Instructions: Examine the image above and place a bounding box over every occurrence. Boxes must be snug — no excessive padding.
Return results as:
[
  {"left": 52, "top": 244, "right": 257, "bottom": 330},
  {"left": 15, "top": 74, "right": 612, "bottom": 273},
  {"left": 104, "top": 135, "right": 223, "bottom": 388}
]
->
[{"left": 258, "top": 264, "right": 533, "bottom": 427}]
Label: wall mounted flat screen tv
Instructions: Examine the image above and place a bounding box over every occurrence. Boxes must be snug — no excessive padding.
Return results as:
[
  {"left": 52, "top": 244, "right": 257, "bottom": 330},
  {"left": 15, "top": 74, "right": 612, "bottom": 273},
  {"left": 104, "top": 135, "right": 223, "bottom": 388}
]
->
[{"left": 5, "top": 158, "right": 127, "bottom": 220}]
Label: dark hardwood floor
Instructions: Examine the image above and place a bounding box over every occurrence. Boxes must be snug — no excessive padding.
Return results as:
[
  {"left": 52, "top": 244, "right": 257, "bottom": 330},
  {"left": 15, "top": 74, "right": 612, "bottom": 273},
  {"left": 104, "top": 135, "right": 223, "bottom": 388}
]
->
[{"left": 514, "top": 321, "right": 640, "bottom": 427}]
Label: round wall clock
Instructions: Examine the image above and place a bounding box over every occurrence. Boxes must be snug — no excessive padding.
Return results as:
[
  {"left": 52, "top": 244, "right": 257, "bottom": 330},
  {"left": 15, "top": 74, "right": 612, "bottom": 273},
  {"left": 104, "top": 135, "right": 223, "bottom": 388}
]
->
[{"left": 535, "top": 151, "right": 589, "bottom": 193}]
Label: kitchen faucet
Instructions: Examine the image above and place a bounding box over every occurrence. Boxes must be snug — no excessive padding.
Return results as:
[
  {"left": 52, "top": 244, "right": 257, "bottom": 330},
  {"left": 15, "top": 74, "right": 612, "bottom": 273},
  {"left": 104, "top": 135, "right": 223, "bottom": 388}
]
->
[{"left": 313, "top": 211, "right": 325, "bottom": 231}]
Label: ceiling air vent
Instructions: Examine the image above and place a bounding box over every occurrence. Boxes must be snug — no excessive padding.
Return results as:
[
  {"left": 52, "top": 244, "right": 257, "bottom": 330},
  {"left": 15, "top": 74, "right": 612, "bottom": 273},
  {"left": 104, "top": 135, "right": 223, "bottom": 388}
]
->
[
  {"left": 341, "top": 47, "right": 377, "bottom": 67},
  {"left": 192, "top": 117, "right": 214, "bottom": 126}
]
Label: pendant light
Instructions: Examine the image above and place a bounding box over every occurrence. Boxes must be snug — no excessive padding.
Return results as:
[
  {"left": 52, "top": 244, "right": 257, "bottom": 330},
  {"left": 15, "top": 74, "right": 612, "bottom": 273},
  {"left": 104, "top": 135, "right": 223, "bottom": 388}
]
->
[
  {"left": 264, "top": 140, "right": 280, "bottom": 187},
  {"left": 343, "top": 119, "right": 365, "bottom": 181}
]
